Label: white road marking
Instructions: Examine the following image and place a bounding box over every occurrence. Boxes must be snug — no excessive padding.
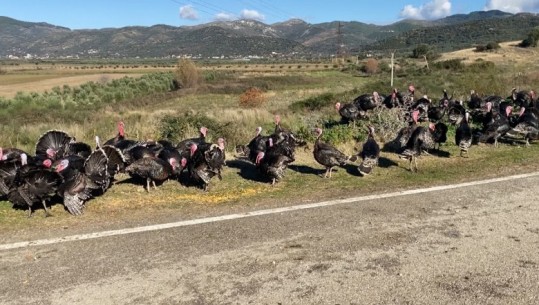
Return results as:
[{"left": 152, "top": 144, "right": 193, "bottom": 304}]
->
[{"left": 1, "top": 171, "right": 539, "bottom": 251}]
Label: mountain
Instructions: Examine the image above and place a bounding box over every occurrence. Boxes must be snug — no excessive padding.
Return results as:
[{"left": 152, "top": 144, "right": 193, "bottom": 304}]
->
[
  {"left": 366, "top": 12, "right": 539, "bottom": 52},
  {"left": 1, "top": 11, "right": 538, "bottom": 59}
]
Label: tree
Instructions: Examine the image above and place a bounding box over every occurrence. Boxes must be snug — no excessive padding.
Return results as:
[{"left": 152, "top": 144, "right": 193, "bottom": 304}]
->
[
  {"left": 174, "top": 58, "right": 200, "bottom": 89},
  {"left": 411, "top": 44, "right": 440, "bottom": 60},
  {"left": 519, "top": 26, "right": 539, "bottom": 48},
  {"left": 412, "top": 44, "right": 430, "bottom": 59}
]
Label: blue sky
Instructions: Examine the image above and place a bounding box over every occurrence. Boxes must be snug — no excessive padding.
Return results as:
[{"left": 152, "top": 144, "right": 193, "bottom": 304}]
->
[{"left": 1, "top": 0, "right": 539, "bottom": 29}]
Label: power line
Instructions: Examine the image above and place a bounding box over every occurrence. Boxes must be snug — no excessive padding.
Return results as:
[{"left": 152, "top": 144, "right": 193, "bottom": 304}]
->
[
  {"left": 168, "top": 0, "right": 296, "bottom": 24},
  {"left": 167, "top": 0, "right": 220, "bottom": 19},
  {"left": 236, "top": 0, "right": 288, "bottom": 22},
  {"left": 251, "top": 0, "right": 295, "bottom": 20},
  {"left": 188, "top": 0, "right": 240, "bottom": 19}
]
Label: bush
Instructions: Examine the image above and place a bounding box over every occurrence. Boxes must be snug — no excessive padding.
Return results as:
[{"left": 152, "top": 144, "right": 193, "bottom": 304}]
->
[
  {"left": 475, "top": 42, "right": 500, "bottom": 52},
  {"left": 519, "top": 27, "right": 539, "bottom": 48},
  {"left": 475, "top": 45, "right": 487, "bottom": 52},
  {"left": 158, "top": 112, "right": 222, "bottom": 143},
  {"left": 362, "top": 58, "right": 379, "bottom": 74},
  {"left": 433, "top": 59, "right": 464, "bottom": 71},
  {"left": 174, "top": 58, "right": 201, "bottom": 89},
  {"left": 321, "top": 123, "right": 361, "bottom": 144},
  {"left": 157, "top": 112, "right": 242, "bottom": 150},
  {"left": 486, "top": 42, "right": 500, "bottom": 50},
  {"left": 289, "top": 92, "right": 336, "bottom": 112},
  {"left": 239, "top": 87, "right": 266, "bottom": 108}
]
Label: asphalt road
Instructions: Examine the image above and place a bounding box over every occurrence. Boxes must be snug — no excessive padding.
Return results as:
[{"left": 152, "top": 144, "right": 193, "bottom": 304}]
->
[{"left": 1, "top": 173, "right": 539, "bottom": 305}]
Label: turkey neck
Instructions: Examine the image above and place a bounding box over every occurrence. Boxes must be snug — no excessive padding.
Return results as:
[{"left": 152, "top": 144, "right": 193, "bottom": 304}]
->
[{"left": 314, "top": 132, "right": 322, "bottom": 152}]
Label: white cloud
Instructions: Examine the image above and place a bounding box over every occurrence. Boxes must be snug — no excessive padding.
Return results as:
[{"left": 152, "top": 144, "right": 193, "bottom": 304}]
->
[
  {"left": 214, "top": 12, "right": 236, "bottom": 21},
  {"left": 179, "top": 5, "right": 198, "bottom": 20},
  {"left": 484, "top": 0, "right": 539, "bottom": 13},
  {"left": 400, "top": 0, "right": 452, "bottom": 20},
  {"left": 240, "top": 9, "right": 265, "bottom": 21}
]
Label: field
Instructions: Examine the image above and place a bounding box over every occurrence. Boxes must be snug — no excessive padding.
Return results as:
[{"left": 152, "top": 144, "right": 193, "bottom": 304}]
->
[
  {"left": 1, "top": 45, "right": 539, "bottom": 233},
  {"left": 438, "top": 41, "right": 539, "bottom": 65}
]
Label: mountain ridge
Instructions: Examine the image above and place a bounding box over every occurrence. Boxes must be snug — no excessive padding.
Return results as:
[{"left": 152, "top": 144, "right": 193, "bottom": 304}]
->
[{"left": 0, "top": 10, "right": 537, "bottom": 59}]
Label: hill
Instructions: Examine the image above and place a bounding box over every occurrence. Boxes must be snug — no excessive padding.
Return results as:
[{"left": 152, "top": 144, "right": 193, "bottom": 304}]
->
[
  {"left": 1, "top": 11, "right": 539, "bottom": 59},
  {"left": 365, "top": 12, "right": 539, "bottom": 52},
  {"left": 437, "top": 40, "right": 539, "bottom": 64}
]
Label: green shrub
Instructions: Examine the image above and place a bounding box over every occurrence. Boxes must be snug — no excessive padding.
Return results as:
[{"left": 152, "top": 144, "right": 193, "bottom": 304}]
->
[
  {"left": 475, "top": 42, "right": 500, "bottom": 52},
  {"left": 433, "top": 59, "right": 465, "bottom": 71},
  {"left": 289, "top": 92, "right": 336, "bottom": 112},
  {"left": 321, "top": 123, "right": 361, "bottom": 144},
  {"left": 519, "top": 26, "right": 539, "bottom": 48},
  {"left": 157, "top": 112, "right": 242, "bottom": 150}
]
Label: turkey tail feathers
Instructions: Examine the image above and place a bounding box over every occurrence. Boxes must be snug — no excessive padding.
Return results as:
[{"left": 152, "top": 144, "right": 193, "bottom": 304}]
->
[
  {"left": 35, "top": 130, "right": 74, "bottom": 158},
  {"left": 358, "top": 163, "right": 373, "bottom": 175},
  {"left": 84, "top": 149, "right": 110, "bottom": 191},
  {"left": 102, "top": 145, "right": 126, "bottom": 174}
]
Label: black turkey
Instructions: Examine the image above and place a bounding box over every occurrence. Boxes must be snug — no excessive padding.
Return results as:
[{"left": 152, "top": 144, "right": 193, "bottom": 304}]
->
[
  {"left": 511, "top": 89, "right": 536, "bottom": 109},
  {"left": 335, "top": 102, "right": 365, "bottom": 125},
  {"left": 0, "top": 147, "right": 32, "bottom": 164},
  {"left": 410, "top": 95, "right": 431, "bottom": 122},
  {"left": 383, "top": 88, "right": 405, "bottom": 109},
  {"left": 427, "top": 100, "right": 448, "bottom": 122},
  {"left": 313, "top": 128, "right": 356, "bottom": 178},
  {"left": 123, "top": 143, "right": 158, "bottom": 165},
  {"left": 0, "top": 155, "right": 27, "bottom": 197},
  {"left": 402, "top": 85, "right": 416, "bottom": 109},
  {"left": 35, "top": 130, "right": 76, "bottom": 161},
  {"left": 125, "top": 156, "right": 177, "bottom": 192},
  {"left": 157, "top": 143, "right": 187, "bottom": 177},
  {"left": 447, "top": 100, "right": 466, "bottom": 125},
  {"left": 353, "top": 91, "right": 382, "bottom": 112},
  {"left": 399, "top": 123, "right": 446, "bottom": 172},
  {"left": 7, "top": 165, "right": 63, "bottom": 217},
  {"left": 467, "top": 90, "right": 485, "bottom": 109},
  {"left": 470, "top": 101, "right": 494, "bottom": 131},
  {"left": 188, "top": 138, "right": 226, "bottom": 191},
  {"left": 96, "top": 136, "right": 127, "bottom": 179},
  {"left": 392, "top": 109, "right": 420, "bottom": 151},
  {"left": 478, "top": 105, "right": 513, "bottom": 147},
  {"left": 242, "top": 126, "right": 270, "bottom": 164},
  {"left": 432, "top": 122, "right": 448, "bottom": 150},
  {"left": 177, "top": 126, "right": 208, "bottom": 152},
  {"left": 507, "top": 106, "right": 539, "bottom": 146},
  {"left": 358, "top": 126, "right": 380, "bottom": 175},
  {"left": 273, "top": 115, "right": 301, "bottom": 147},
  {"left": 104, "top": 121, "right": 126, "bottom": 146},
  {"left": 255, "top": 138, "right": 294, "bottom": 185},
  {"left": 272, "top": 115, "right": 307, "bottom": 154},
  {"left": 456, "top": 112, "right": 473, "bottom": 157},
  {"left": 54, "top": 148, "right": 109, "bottom": 215}
]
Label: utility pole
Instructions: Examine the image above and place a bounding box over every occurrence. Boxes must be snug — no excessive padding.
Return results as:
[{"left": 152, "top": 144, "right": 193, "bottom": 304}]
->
[
  {"left": 336, "top": 22, "right": 346, "bottom": 65},
  {"left": 390, "top": 51, "right": 395, "bottom": 87}
]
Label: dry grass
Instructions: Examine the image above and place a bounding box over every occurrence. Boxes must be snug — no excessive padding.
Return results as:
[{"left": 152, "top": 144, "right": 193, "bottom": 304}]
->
[{"left": 438, "top": 41, "right": 539, "bottom": 68}]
